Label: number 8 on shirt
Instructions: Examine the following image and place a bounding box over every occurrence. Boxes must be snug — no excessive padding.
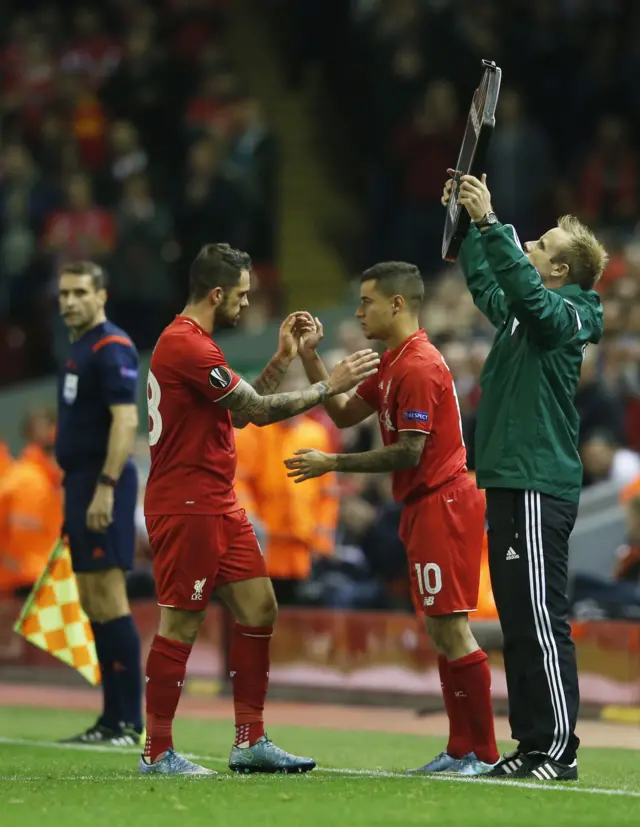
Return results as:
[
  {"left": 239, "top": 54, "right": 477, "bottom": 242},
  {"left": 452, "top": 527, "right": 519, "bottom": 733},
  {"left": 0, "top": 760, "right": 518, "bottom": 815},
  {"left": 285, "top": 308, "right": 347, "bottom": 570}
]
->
[{"left": 144, "top": 316, "right": 267, "bottom": 610}]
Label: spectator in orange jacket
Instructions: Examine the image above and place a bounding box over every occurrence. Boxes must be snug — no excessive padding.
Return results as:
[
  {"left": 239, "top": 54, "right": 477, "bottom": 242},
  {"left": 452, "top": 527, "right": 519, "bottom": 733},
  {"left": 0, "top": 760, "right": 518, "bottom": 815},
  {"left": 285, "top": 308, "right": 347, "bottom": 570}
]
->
[
  {"left": 475, "top": 532, "right": 499, "bottom": 620},
  {"left": 466, "top": 472, "right": 498, "bottom": 621},
  {"left": 0, "top": 410, "right": 63, "bottom": 596},
  {"left": 0, "top": 440, "right": 13, "bottom": 480},
  {"left": 234, "top": 366, "right": 339, "bottom": 605},
  {"left": 621, "top": 474, "right": 640, "bottom": 504}
]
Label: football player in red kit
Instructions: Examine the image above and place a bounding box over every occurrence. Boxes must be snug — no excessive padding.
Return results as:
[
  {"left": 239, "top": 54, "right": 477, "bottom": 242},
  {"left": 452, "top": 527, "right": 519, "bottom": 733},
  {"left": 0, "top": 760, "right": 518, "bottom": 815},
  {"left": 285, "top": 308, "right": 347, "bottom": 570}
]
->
[
  {"left": 141, "top": 243, "right": 379, "bottom": 776},
  {"left": 284, "top": 261, "right": 500, "bottom": 776}
]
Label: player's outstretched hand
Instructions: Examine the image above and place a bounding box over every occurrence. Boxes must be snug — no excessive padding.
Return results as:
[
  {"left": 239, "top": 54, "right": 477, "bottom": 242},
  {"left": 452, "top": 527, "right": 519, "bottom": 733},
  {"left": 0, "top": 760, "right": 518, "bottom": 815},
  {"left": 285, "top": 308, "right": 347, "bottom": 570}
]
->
[
  {"left": 277, "top": 311, "right": 315, "bottom": 361},
  {"left": 327, "top": 349, "right": 380, "bottom": 395},
  {"left": 457, "top": 173, "right": 493, "bottom": 222},
  {"left": 298, "top": 316, "right": 324, "bottom": 360},
  {"left": 284, "top": 448, "right": 336, "bottom": 483}
]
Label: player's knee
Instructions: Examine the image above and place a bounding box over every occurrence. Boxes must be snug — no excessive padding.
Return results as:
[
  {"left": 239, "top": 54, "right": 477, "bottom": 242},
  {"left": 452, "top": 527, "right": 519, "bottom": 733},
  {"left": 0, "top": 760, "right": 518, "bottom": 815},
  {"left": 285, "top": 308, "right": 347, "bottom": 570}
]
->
[
  {"left": 159, "top": 606, "right": 204, "bottom": 645},
  {"left": 256, "top": 595, "right": 278, "bottom": 627},
  {"left": 237, "top": 591, "right": 278, "bottom": 628},
  {"left": 243, "top": 599, "right": 278, "bottom": 628},
  {"left": 426, "top": 614, "right": 477, "bottom": 660}
]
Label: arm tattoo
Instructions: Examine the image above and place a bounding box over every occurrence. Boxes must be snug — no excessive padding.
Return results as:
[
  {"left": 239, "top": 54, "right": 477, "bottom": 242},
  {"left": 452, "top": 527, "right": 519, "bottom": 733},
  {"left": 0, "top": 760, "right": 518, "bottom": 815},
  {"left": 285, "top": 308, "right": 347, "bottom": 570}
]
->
[
  {"left": 334, "top": 432, "right": 426, "bottom": 473},
  {"left": 230, "top": 355, "right": 291, "bottom": 428},
  {"left": 252, "top": 355, "right": 290, "bottom": 396},
  {"left": 222, "top": 378, "right": 331, "bottom": 427}
]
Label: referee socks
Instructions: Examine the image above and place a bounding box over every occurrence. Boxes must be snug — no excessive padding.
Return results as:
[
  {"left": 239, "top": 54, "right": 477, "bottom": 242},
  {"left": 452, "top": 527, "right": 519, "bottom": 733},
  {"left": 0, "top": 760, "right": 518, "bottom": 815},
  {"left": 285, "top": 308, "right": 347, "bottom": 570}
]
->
[{"left": 93, "top": 614, "right": 143, "bottom": 734}]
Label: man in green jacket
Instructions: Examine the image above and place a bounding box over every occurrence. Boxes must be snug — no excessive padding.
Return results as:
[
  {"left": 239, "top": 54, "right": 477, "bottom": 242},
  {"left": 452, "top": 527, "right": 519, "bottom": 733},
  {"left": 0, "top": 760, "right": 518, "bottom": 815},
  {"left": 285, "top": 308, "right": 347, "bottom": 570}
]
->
[{"left": 443, "top": 172, "right": 606, "bottom": 782}]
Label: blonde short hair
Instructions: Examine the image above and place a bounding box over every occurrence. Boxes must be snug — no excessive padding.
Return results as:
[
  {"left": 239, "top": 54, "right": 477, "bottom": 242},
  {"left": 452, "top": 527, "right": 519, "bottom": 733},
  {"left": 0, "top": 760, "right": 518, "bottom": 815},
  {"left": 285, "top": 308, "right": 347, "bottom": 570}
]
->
[{"left": 554, "top": 215, "right": 609, "bottom": 290}]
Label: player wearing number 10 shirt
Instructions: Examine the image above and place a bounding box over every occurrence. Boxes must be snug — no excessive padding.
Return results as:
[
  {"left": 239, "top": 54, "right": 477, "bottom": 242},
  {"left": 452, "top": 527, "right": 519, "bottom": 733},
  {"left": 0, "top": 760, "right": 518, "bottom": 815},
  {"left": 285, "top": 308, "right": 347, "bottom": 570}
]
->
[
  {"left": 140, "top": 243, "right": 380, "bottom": 777},
  {"left": 285, "top": 261, "right": 500, "bottom": 777}
]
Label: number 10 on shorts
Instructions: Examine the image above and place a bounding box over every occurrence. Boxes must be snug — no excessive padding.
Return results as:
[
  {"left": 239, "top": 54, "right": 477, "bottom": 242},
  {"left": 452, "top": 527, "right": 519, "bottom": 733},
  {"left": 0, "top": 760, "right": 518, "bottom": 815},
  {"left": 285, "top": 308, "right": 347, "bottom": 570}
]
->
[{"left": 414, "top": 563, "right": 442, "bottom": 607}]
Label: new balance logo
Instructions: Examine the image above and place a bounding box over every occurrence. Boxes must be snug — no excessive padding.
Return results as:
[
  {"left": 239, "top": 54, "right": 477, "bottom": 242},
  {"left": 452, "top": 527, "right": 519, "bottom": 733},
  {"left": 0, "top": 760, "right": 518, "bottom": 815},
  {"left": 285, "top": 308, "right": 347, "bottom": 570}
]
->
[
  {"left": 191, "top": 578, "right": 207, "bottom": 600},
  {"left": 506, "top": 547, "right": 519, "bottom": 561}
]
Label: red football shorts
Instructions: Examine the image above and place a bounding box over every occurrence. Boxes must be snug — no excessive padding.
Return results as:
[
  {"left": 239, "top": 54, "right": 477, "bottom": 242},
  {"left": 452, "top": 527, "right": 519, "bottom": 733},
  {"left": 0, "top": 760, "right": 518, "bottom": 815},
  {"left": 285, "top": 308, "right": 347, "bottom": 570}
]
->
[
  {"left": 400, "top": 476, "right": 485, "bottom": 617},
  {"left": 146, "top": 508, "right": 267, "bottom": 610}
]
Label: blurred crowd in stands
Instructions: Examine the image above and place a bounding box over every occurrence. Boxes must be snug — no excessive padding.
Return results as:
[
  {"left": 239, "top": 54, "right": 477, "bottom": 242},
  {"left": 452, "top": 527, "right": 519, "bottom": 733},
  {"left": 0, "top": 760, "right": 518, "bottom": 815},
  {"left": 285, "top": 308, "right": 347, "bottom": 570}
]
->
[
  {"left": 3, "top": 0, "right": 640, "bottom": 615},
  {"left": 0, "top": 0, "right": 277, "bottom": 381}
]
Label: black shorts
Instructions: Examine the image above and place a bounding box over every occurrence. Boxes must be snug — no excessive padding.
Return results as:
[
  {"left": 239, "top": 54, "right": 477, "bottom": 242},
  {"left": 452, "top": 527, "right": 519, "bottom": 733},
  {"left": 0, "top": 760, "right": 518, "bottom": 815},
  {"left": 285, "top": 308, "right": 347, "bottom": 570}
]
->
[{"left": 63, "top": 462, "right": 138, "bottom": 573}]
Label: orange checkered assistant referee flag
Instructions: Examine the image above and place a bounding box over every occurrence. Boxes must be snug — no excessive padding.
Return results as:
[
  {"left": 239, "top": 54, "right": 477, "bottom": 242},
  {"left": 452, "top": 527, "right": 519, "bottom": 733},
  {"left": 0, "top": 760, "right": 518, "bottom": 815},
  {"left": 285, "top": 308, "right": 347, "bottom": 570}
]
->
[{"left": 14, "top": 540, "right": 101, "bottom": 685}]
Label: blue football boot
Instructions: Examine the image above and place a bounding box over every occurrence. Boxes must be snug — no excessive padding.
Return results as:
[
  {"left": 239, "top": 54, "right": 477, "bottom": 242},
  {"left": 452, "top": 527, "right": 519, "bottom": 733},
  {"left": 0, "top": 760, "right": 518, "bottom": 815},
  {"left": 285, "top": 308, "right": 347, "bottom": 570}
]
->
[{"left": 229, "top": 734, "right": 316, "bottom": 774}]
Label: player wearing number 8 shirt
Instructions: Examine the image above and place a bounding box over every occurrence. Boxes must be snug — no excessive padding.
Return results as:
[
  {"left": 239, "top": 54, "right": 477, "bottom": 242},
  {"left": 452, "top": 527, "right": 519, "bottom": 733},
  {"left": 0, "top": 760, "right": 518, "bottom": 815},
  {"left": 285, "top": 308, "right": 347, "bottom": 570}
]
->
[
  {"left": 141, "top": 243, "right": 380, "bottom": 776},
  {"left": 285, "top": 262, "right": 500, "bottom": 777}
]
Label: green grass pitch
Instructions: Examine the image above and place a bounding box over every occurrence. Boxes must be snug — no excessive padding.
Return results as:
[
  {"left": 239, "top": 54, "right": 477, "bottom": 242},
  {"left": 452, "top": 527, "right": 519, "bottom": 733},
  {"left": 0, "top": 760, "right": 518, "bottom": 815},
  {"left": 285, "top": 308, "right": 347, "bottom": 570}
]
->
[{"left": 0, "top": 706, "right": 639, "bottom": 827}]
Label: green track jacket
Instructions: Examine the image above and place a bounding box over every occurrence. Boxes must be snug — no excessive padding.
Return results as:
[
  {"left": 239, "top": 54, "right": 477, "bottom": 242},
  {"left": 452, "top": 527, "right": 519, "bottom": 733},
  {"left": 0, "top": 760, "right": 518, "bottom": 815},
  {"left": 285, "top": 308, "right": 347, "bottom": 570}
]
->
[{"left": 459, "top": 223, "right": 604, "bottom": 502}]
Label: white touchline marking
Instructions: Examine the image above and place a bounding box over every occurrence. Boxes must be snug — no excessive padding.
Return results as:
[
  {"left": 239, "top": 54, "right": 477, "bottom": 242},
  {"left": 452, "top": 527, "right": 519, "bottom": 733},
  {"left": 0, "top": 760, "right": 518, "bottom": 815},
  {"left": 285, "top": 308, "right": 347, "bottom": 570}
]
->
[
  {"left": 1, "top": 775, "right": 139, "bottom": 782},
  {"left": 0, "top": 738, "right": 638, "bottom": 799}
]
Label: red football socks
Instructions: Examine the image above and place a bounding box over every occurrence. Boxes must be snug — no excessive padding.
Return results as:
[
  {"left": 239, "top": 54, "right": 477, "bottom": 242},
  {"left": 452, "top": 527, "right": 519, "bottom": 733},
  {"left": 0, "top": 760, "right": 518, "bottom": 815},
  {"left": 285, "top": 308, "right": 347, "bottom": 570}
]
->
[
  {"left": 230, "top": 623, "right": 273, "bottom": 747},
  {"left": 144, "top": 634, "right": 191, "bottom": 763},
  {"left": 449, "top": 649, "right": 500, "bottom": 765},
  {"left": 438, "top": 654, "right": 474, "bottom": 758}
]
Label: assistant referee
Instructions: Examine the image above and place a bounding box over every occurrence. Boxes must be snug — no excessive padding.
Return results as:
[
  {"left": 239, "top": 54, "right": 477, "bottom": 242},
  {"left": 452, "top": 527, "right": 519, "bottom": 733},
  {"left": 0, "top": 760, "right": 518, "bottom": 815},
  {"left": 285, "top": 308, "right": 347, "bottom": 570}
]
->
[{"left": 444, "top": 172, "right": 606, "bottom": 782}]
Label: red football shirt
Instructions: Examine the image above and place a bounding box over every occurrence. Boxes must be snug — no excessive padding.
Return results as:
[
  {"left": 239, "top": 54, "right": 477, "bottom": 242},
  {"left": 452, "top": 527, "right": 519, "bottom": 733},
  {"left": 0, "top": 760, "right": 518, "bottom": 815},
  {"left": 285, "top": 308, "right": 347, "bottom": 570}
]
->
[
  {"left": 144, "top": 316, "right": 242, "bottom": 515},
  {"left": 356, "top": 330, "right": 467, "bottom": 502}
]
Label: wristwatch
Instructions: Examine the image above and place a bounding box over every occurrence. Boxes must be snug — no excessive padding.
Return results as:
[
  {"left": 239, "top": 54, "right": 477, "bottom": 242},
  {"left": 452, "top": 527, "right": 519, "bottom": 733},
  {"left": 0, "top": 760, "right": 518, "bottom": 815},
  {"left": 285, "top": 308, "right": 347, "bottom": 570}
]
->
[
  {"left": 475, "top": 211, "right": 499, "bottom": 229},
  {"left": 98, "top": 473, "right": 118, "bottom": 488}
]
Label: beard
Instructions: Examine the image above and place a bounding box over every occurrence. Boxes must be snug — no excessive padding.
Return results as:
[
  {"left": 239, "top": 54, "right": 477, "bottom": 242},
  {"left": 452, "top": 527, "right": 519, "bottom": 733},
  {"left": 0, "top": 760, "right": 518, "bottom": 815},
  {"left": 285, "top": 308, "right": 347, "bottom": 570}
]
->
[{"left": 215, "top": 296, "right": 240, "bottom": 328}]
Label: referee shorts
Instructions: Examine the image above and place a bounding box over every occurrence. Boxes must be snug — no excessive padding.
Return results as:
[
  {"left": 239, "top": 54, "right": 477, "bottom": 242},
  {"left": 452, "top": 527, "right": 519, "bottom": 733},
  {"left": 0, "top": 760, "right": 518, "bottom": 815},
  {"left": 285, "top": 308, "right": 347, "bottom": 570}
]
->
[{"left": 63, "top": 462, "right": 138, "bottom": 573}]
